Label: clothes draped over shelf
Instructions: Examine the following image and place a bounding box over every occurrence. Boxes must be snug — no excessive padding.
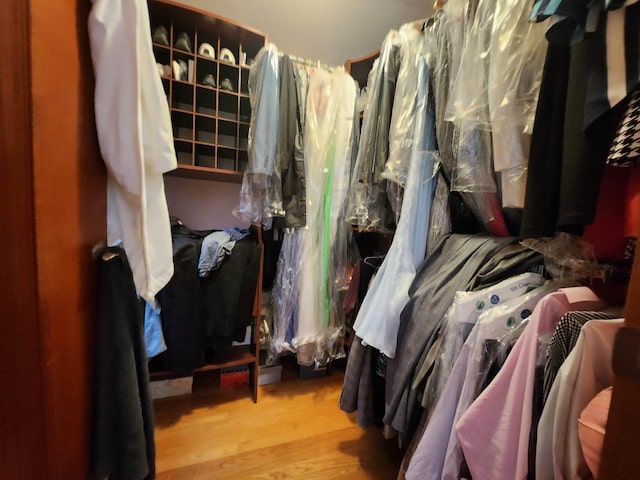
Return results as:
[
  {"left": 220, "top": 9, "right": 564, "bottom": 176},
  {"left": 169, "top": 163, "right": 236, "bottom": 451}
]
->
[{"left": 150, "top": 219, "right": 261, "bottom": 376}]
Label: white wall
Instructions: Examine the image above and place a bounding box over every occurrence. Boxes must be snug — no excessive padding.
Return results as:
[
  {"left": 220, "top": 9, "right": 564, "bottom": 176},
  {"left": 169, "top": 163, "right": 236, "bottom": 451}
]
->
[
  {"left": 164, "top": 0, "right": 432, "bottom": 229},
  {"left": 180, "top": 0, "right": 431, "bottom": 64}
]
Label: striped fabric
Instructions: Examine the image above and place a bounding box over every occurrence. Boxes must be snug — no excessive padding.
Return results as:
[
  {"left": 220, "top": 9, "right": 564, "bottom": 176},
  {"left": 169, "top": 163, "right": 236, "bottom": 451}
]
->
[{"left": 530, "top": 0, "right": 640, "bottom": 127}]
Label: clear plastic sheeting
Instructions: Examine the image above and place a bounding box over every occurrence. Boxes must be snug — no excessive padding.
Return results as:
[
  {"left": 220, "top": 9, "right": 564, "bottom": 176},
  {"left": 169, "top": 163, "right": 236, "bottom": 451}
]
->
[
  {"left": 353, "top": 57, "right": 438, "bottom": 358},
  {"left": 445, "top": 0, "right": 494, "bottom": 130},
  {"left": 489, "top": 0, "right": 548, "bottom": 135},
  {"left": 383, "top": 22, "right": 426, "bottom": 187},
  {"left": 521, "top": 233, "right": 599, "bottom": 281},
  {"left": 346, "top": 31, "right": 401, "bottom": 231},
  {"left": 233, "top": 44, "right": 281, "bottom": 229},
  {"left": 294, "top": 68, "right": 357, "bottom": 366},
  {"left": 269, "top": 229, "right": 304, "bottom": 360},
  {"left": 427, "top": 273, "right": 545, "bottom": 407}
]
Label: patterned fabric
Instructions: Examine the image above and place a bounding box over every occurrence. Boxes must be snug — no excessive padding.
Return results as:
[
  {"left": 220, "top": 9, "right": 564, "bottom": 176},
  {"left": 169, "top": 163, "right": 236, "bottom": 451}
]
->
[
  {"left": 608, "top": 88, "right": 640, "bottom": 166},
  {"left": 543, "top": 311, "right": 619, "bottom": 403}
]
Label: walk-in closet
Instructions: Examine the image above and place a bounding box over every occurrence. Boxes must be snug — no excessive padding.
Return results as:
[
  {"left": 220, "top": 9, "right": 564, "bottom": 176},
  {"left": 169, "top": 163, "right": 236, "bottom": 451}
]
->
[{"left": 2, "top": 0, "right": 640, "bottom": 479}]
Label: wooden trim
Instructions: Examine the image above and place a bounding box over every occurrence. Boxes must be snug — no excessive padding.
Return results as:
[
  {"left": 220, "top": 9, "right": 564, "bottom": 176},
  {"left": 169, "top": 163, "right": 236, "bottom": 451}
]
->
[
  {"left": 599, "top": 231, "right": 640, "bottom": 479},
  {"left": 0, "top": 1, "right": 48, "bottom": 478},
  {"left": 153, "top": 0, "right": 267, "bottom": 38},
  {"left": 345, "top": 50, "right": 380, "bottom": 68}
]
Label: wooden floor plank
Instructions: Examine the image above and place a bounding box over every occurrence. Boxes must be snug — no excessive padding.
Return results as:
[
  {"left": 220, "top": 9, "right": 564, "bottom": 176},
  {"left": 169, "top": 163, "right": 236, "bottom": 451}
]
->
[{"left": 154, "top": 365, "right": 402, "bottom": 479}]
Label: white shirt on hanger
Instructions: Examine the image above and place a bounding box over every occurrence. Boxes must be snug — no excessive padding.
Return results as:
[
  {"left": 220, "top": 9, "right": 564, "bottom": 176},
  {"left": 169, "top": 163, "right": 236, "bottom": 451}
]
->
[{"left": 88, "top": 0, "right": 177, "bottom": 304}]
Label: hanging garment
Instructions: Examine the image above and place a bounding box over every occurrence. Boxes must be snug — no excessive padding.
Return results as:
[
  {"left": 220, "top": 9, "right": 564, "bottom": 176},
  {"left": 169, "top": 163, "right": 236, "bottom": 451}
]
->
[
  {"left": 543, "top": 310, "right": 620, "bottom": 403},
  {"left": 456, "top": 287, "right": 605, "bottom": 480},
  {"left": 531, "top": 0, "right": 640, "bottom": 128},
  {"left": 423, "top": 273, "right": 545, "bottom": 413},
  {"left": 339, "top": 335, "right": 386, "bottom": 428},
  {"left": 382, "top": 22, "right": 426, "bottom": 187},
  {"left": 608, "top": 87, "right": 640, "bottom": 167},
  {"left": 406, "top": 283, "right": 555, "bottom": 480},
  {"left": 536, "top": 319, "right": 623, "bottom": 480},
  {"left": 91, "top": 247, "right": 155, "bottom": 480},
  {"left": 156, "top": 232, "right": 204, "bottom": 376},
  {"left": 383, "top": 234, "right": 516, "bottom": 440},
  {"left": 346, "top": 31, "right": 401, "bottom": 230},
  {"left": 295, "top": 68, "right": 356, "bottom": 365},
  {"left": 201, "top": 238, "right": 261, "bottom": 348},
  {"left": 234, "top": 44, "right": 281, "bottom": 229},
  {"left": 352, "top": 57, "right": 438, "bottom": 358},
  {"left": 270, "top": 229, "right": 304, "bottom": 355},
  {"left": 274, "top": 55, "right": 307, "bottom": 228},
  {"left": 88, "top": 0, "right": 178, "bottom": 305}
]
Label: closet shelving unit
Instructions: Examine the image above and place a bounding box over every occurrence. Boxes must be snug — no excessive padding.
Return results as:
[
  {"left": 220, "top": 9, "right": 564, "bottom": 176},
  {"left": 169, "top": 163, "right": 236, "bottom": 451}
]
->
[
  {"left": 149, "top": 0, "right": 267, "bottom": 183},
  {"left": 148, "top": 0, "right": 266, "bottom": 402}
]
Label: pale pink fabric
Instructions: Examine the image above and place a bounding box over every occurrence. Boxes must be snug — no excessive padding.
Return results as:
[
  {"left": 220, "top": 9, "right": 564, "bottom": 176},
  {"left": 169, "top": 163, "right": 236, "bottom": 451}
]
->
[
  {"left": 456, "top": 287, "right": 604, "bottom": 480},
  {"left": 579, "top": 387, "right": 613, "bottom": 479}
]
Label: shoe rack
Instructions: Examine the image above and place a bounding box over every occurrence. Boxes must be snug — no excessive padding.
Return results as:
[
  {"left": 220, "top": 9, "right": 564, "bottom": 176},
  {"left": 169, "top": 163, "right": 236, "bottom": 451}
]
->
[{"left": 149, "top": 0, "right": 267, "bottom": 183}]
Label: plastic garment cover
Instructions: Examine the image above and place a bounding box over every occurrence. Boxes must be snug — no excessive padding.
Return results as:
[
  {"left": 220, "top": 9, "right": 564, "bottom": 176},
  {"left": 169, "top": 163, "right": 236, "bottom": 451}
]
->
[
  {"left": 295, "top": 68, "right": 357, "bottom": 366},
  {"left": 427, "top": 169, "right": 452, "bottom": 257},
  {"left": 352, "top": 57, "right": 438, "bottom": 358},
  {"left": 425, "top": 273, "right": 545, "bottom": 410},
  {"left": 406, "top": 282, "right": 557, "bottom": 480},
  {"left": 489, "top": 0, "right": 548, "bottom": 207},
  {"left": 426, "top": 11, "right": 456, "bottom": 177},
  {"left": 269, "top": 229, "right": 304, "bottom": 357},
  {"left": 346, "top": 31, "right": 401, "bottom": 230},
  {"left": 234, "top": 44, "right": 281, "bottom": 229},
  {"left": 382, "top": 22, "right": 426, "bottom": 187},
  {"left": 521, "top": 233, "right": 598, "bottom": 281}
]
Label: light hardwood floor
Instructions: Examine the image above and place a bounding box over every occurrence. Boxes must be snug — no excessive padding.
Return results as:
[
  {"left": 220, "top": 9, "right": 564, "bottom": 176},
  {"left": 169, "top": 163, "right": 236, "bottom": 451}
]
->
[{"left": 154, "top": 361, "right": 402, "bottom": 479}]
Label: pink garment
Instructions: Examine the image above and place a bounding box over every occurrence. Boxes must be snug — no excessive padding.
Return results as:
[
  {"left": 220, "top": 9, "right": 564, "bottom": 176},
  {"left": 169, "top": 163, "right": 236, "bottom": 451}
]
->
[
  {"left": 579, "top": 387, "right": 613, "bottom": 478},
  {"left": 455, "top": 287, "right": 604, "bottom": 480}
]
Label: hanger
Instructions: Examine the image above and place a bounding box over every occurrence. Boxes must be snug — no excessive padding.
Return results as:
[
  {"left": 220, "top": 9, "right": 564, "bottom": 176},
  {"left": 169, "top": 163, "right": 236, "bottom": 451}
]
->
[{"left": 364, "top": 255, "right": 384, "bottom": 269}]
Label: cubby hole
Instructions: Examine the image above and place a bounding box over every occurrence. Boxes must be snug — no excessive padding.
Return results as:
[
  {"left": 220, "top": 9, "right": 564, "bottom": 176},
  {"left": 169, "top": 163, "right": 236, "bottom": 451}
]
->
[
  {"left": 195, "top": 144, "right": 216, "bottom": 168},
  {"left": 196, "top": 57, "right": 217, "bottom": 88},
  {"left": 153, "top": 45, "right": 171, "bottom": 68},
  {"left": 171, "top": 111, "right": 193, "bottom": 140},
  {"left": 238, "top": 150, "right": 249, "bottom": 172},
  {"left": 172, "top": 82, "right": 194, "bottom": 111},
  {"left": 219, "top": 92, "right": 238, "bottom": 121},
  {"left": 174, "top": 140, "right": 193, "bottom": 165},
  {"left": 195, "top": 116, "right": 216, "bottom": 144},
  {"left": 218, "top": 38, "right": 240, "bottom": 65},
  {"left": 196, "top": 29, "right": 218, "bottom": 60},
  {"left": 239, "top": 96, "right": 251, "bottom": 123},
  {"left": 219, "top": 64, "right": 239, "bottom": 93},
  {"left": 218, "top": 147, "right": 237, "bottom": 171},
  {"left": 240, "top": 71, "right": 249, "bottom": 96},
  {"left": 240, "top": 37, "right": 264, "bottom": 66},
  {"left": 172, "top": 51, "right": 194, "bottom": 83},
  {"left": 172, "top": 24, "right": 195, "bottom": 54},
  {"left": 239, "top": 124, "right": 249, "bottom": 151},
  {"left": 196, "top": 86, "right": 217, "bottom": 116},
  {"left": 217, "top": 120, "right": 238, "bottom": 148}
]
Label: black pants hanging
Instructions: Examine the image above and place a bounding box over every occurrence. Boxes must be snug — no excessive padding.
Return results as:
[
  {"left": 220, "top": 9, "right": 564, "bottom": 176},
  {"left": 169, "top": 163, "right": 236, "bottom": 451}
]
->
[{"left": 91, "top": 247, "right": 155, "bottom": 480}]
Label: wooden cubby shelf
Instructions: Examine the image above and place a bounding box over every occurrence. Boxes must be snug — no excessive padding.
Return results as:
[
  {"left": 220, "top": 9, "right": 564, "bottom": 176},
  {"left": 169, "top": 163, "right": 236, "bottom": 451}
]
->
[{"left": 149, "top": 0, "right": 266, "bottom": 182}]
